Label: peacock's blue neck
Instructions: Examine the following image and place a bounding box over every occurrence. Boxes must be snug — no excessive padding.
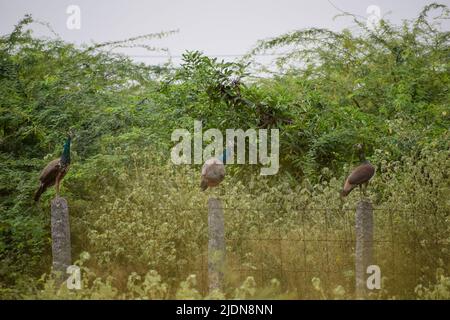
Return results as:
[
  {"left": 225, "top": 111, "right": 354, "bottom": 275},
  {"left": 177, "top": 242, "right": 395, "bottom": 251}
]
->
[
  {"left": 219, "top": 147, "right": 231, "bottom": 164},
  {"left": 61, "top": 137, "right": 71, "bottom": 165}
]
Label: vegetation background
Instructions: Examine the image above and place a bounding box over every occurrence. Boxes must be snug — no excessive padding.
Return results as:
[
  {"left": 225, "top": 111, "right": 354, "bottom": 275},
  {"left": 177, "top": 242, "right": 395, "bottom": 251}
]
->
[{"left": 0, "top": 4, "right": 449, "bottom": 299}]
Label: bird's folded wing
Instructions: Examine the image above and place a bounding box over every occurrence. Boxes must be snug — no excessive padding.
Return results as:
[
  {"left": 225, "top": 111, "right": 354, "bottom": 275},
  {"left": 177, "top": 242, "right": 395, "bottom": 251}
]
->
[
  {"left": 39, "top": 159, "right": 61, "bottom": 181},
  {"left": 348, "top": 164, "right": 375, "bottom": 185}
]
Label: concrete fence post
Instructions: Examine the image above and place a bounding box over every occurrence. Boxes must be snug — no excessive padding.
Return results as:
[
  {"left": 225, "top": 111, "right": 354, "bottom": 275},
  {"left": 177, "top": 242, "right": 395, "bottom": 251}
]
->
[
  {"left": 208, "top": 197, "right": 225, "bottom": 293},
  {"left": 355, "top": 199, "right": 374, "bottom": 299},
  {"left": 51, "top": 197, "right": 72, "bottom": 282}
]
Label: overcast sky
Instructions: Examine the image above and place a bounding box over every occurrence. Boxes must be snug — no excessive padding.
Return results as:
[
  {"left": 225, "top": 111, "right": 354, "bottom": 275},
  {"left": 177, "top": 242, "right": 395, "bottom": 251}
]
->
[{"left": 0, "top": 0, "right": 448, "bottom": 64}]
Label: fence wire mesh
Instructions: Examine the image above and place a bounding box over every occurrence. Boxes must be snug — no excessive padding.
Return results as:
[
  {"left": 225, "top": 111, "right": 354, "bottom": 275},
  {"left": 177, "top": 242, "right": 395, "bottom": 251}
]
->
[{"left": 152, "top": 203, "right": 449, "bottom": 299}]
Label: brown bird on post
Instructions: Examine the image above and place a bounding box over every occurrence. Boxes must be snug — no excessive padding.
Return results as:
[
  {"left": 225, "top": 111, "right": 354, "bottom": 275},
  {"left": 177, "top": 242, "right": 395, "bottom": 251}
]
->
[
  {"left": 34, "top": 131, "right": 73, "bottom": 202},
  {"left": 200, "top": 145, "right": 232, "bottom": 191},
  {"left": 200, "top": 158, "right": 225, "bottom": 191},
  {"left": 341, "top": 143, "right": 375, "bottom": 198}
]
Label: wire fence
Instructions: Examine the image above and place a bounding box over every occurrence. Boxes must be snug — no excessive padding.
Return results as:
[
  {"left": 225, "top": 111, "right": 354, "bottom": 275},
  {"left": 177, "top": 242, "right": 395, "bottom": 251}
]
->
[
  {"left": 49, "top": 198, "right": 450, "bottom": 299},
  {"left": 150, "top": 202, "right": 450, "bottom": 298}
]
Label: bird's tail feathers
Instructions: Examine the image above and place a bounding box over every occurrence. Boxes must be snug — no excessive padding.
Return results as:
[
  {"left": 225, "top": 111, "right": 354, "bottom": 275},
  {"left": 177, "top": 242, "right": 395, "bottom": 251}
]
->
[
  {"left": 200, "top": 178, "right": 208, "bottom": 191},
  {"left": 34, "top": 183, "right": 45, "bottom": 202}
]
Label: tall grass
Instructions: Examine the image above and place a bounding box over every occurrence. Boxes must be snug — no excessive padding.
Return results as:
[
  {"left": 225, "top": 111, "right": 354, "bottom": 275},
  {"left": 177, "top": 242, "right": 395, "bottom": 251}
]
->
[{"left": 16, "top": 146, "right": 448, "bottom": 299}]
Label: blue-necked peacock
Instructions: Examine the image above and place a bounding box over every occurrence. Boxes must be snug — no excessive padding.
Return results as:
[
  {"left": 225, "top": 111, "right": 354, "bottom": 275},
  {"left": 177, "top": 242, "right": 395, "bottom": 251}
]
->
[
  {"left": 200, "top": 146, "right": 232, "bottom": 191},
  {"left": 34, "top": 133, "right": 72, "bottom": 201}
]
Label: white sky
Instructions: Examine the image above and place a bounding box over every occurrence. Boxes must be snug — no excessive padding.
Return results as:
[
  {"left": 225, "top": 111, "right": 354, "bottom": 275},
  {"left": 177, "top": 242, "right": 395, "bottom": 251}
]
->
[{"left": 0, "top": 0, "right": 448, "bottom": 65}]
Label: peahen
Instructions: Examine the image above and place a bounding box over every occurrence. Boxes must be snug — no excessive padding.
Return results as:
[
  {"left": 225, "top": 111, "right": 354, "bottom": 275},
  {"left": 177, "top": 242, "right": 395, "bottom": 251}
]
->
[
  {"left": 200, "top": 145, "right": 233, "bottom": 191},
  {"left": 34, "top": 133, "right": 72, "bottom": 201},
  {"left": 341, "top": 143, "right": 375, "bottom": 198}
]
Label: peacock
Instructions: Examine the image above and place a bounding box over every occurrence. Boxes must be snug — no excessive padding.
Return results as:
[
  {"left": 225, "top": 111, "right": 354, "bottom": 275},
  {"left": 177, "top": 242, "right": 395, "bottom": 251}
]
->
[
  {"left": 341, "top": 143, "right": 375, "bottom": 198},
  {"left": 200, "top": 145, "right": 233, "bottom": 191},
  {"left": 34, "top": 133, "right": 72, "bottom": 202}
]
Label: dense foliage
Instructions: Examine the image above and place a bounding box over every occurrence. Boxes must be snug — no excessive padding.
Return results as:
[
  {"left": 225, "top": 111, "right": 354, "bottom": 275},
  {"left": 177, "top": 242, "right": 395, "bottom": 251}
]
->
[{"left": 0, "top": 4, "right": 449, "bottom": 299}]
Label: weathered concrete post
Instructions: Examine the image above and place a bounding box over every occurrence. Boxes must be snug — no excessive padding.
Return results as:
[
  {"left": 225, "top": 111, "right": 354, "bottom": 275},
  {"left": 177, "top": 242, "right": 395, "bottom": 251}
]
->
[
  {"left": 208, "top": 198, "right": 225, "bottom": 293},
  {"left": 51, "top": 197, "right": 72, "bottom": 281},
  {"left": 355, "top": 200, "right": 373, "bottom": 299}
]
